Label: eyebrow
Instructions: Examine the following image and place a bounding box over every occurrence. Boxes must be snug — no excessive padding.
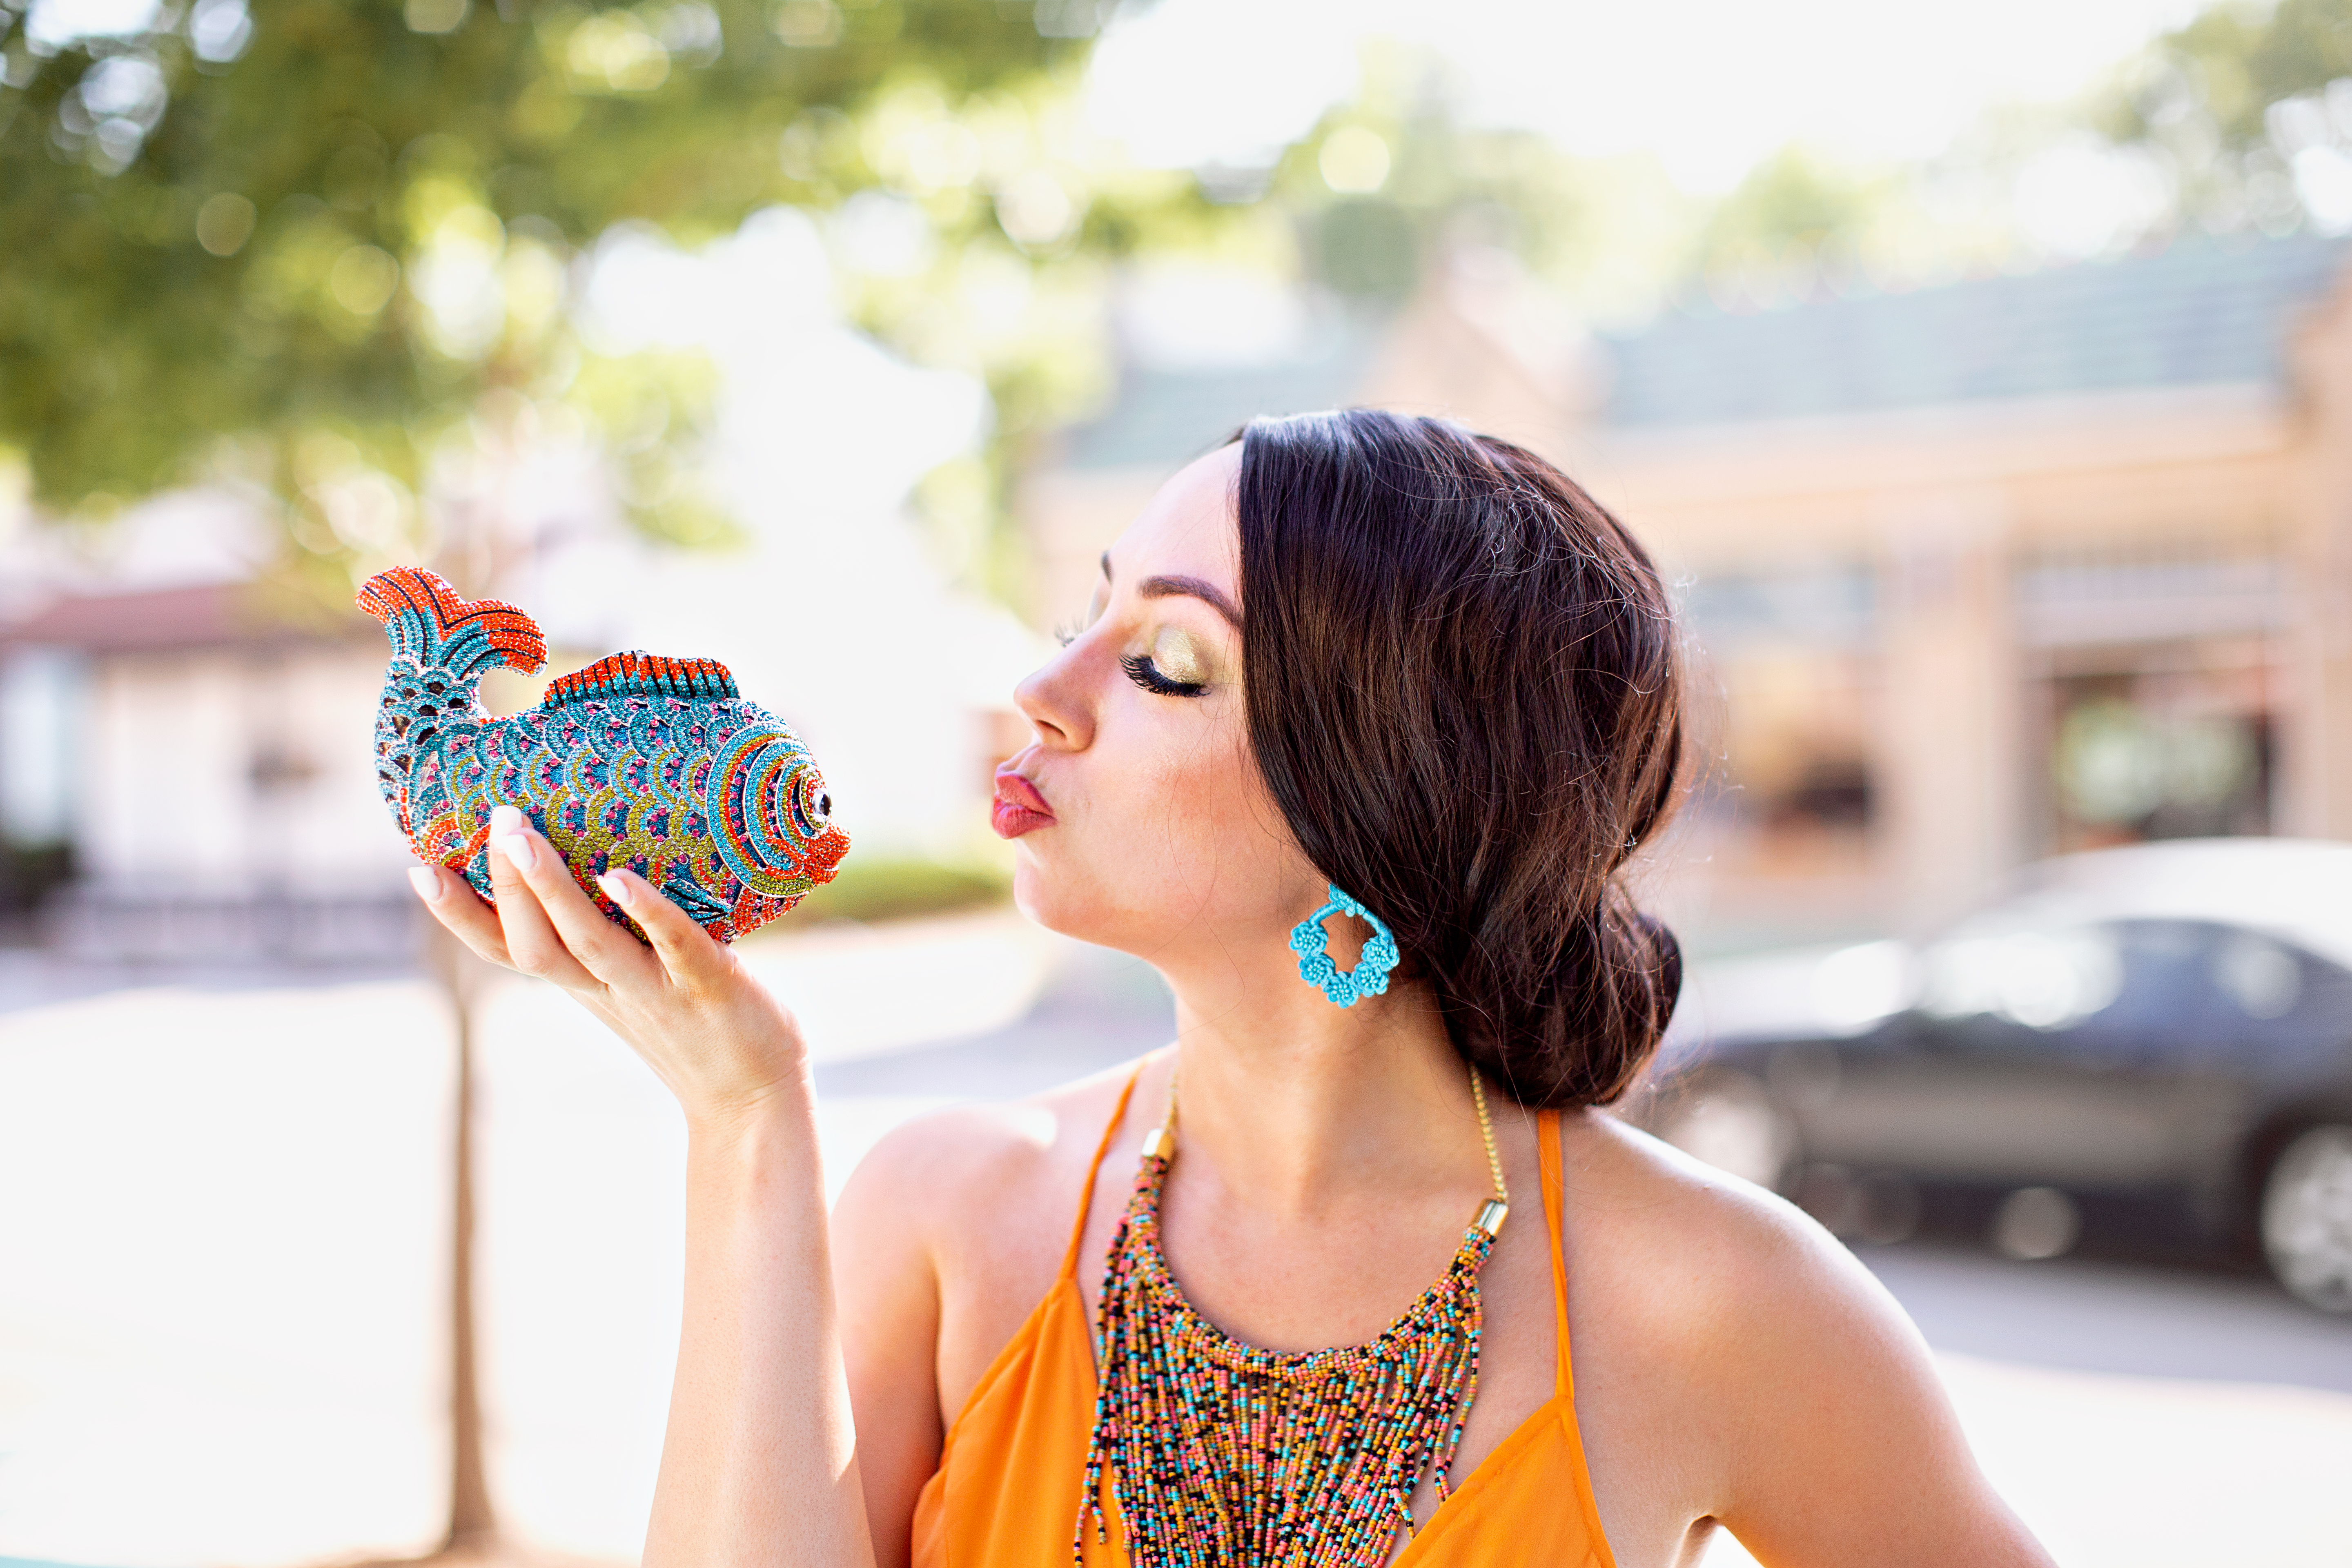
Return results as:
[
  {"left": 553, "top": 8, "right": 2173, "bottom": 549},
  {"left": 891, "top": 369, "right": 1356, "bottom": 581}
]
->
[{"left": 1101, "top": 551, "right": 1243, "bottom": 629}]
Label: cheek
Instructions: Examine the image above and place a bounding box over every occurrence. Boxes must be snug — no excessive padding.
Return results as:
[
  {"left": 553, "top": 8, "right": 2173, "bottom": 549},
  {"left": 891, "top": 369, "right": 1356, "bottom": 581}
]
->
[
  {"left": 1019, "top": 694, "right": 1297, "bottom": 939},
  {"left": 1124, "top": 702, "right": 1305, "bottom": 919},
  {"left": 1137, "top": 710, "right": 1257, "bottom": 859}
]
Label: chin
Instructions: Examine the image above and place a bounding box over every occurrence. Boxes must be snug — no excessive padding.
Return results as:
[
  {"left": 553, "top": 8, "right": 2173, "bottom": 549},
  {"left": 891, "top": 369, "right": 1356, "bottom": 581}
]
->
[
  {"left": 1010, "top": 855, "right": 1094, "bottom": 943},
  {"left": 1009, "top": 852, "right": 1157, "bottom": 957}
]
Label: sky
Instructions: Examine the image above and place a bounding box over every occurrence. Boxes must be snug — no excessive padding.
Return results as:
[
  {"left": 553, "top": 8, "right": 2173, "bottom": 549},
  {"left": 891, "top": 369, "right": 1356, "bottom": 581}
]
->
[{"left": 1087, "top": 0, "right": 2208, "bottom": 192}]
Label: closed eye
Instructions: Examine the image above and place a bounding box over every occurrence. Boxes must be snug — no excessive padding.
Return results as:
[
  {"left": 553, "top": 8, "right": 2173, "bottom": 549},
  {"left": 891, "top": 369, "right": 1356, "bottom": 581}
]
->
[{"left": 1121, "top": 653, "right": 1207, "bottom": 698}]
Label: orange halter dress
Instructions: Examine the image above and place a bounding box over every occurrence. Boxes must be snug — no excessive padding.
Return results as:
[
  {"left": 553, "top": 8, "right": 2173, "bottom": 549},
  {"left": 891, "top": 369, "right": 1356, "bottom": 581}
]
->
[{"left": 910, "top": 1074, "right": 1620, "bottom": 1567}]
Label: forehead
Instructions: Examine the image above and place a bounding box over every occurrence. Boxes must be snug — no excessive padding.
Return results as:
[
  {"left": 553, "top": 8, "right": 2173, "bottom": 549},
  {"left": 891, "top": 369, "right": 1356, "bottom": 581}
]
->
[{"left": 1109, "top": 443, "right": 1241, "bottom": 590}]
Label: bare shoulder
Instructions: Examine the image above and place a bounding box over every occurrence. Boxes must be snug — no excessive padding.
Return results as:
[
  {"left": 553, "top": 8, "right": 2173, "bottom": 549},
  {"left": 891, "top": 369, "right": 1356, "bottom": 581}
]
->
[
  {"left": 832, "top": 1057, "right": 1150, "bottom": 1284},
  {"left": 1556, "top": 1110, "right": 2051, "bottom": 1566},
  {"left": 1555, "top": 1109, "right": 1904, "bottom": 1356},
  {"left": 837, "top": 1062, "right": 1147, "bottom": 1241}
]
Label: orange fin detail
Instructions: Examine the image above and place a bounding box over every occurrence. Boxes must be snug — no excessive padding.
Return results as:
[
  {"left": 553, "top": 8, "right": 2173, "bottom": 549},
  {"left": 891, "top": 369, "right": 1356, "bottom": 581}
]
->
[
  {"left": 356, "top": 567, "right": 548, "bottom": 676},
  {"left": 544, "top": 650, "right": 739, "bottom": 706}
]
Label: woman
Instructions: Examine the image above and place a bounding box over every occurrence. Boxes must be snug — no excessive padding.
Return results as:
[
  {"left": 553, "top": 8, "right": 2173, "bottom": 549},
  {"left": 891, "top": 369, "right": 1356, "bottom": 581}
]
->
[{"left": 411, "top": 411, "right": 2053, "bottom": 1567}]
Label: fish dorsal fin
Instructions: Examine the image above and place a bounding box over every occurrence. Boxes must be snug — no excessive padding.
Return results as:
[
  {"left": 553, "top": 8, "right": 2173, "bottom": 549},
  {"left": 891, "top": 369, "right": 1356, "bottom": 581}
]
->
[{"left": 543, "top": 651, "right": 739, "bottom": 706}]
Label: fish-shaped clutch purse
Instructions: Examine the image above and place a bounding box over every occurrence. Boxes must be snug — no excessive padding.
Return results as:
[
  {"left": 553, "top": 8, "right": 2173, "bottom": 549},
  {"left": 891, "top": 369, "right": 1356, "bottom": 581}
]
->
[{"left": 358, "top": 567, "right": 849, "bottom": 943}]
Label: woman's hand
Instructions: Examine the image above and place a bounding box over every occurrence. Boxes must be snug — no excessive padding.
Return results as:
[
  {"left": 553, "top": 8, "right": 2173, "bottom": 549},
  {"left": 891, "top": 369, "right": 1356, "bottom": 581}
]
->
[
  {"left": 413, "top": 805, "right": 873, "bottom": 1566},
  {"left": 409, "top": 803, "right": 808, "bottom": 1135}
]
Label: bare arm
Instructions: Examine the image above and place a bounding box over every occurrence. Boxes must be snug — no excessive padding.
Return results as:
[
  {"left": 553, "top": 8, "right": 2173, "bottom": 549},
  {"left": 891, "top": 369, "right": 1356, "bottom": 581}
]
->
[
  {"left": 414, "top": 806, "right": 874, "bottom": 1568},
  {"left": 1692, "top": 1187, "right": 2051, "bottom": 1565},
  {"left": 829, "top": 1120, "right": 956, "bottom": 1568}
]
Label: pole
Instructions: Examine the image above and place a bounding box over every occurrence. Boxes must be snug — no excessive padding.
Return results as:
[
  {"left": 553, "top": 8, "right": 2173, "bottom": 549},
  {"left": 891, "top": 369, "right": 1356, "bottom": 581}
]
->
[{"left": 428, "top": 917, "right": 498, "bottom": 1550}]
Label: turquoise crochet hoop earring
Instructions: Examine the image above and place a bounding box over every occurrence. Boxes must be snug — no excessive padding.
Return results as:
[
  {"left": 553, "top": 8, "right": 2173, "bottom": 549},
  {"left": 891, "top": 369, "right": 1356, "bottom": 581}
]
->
[{"left": 1289, "top": 884, "right": 1402, "bottom": 1008}]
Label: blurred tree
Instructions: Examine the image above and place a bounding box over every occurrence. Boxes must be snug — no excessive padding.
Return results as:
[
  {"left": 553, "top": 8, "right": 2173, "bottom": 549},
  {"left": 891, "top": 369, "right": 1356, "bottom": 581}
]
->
[
  {"left": 2103, "top": 0, "right": 2352, "bottom": 149},
  {"left": 1264, "top": 51, "right": 1697, "bottom": 326},
  {"left": 1693, "top": 149, "right": 1882, "bottom": 272},
  {"left": 1672, "top": 146, "right": 1899, "bottom": 307},
  {"left": 0, "top": 0, "right": 1204, "bottom": 602},
  {"left": 2095, "top": 0, "right": 2352, "bottom": 234}
]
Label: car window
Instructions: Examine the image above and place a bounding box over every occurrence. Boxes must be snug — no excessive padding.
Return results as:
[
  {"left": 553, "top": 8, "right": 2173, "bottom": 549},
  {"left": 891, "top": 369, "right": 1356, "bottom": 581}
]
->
[
  {"left": 1922, "top": 917, "right": 2351, "bottom": 1067},
  {"left": 2212, "top": 929, "right": 2301, "bottom": 1020},
  {"left": 1920, "top": 922, "right": 2123, "bottom": 1033},
  {"left": 2203, "top": 927, "right": 2352, "bottom": 1067},
  {"left": 2076, "top": 922, "right": 2223, "bottom": 1062}
]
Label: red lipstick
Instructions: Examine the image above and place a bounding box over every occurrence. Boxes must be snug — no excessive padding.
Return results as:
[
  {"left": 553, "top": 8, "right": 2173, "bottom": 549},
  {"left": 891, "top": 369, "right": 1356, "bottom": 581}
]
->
[{"left": 991, "top": 764, "right": 1056, "bottom": 839}]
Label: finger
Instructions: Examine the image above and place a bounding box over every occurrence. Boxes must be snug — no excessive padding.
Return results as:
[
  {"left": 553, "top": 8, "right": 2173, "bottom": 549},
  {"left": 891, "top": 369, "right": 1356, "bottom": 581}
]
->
[
  {"left": 487, "top": 806, "right": 658, "bottom": 991},
  {"left": 483, "top": 811, "right": 602, "bottom": 989},
  {"left": 408, "top": 864, "right": 514, "bottom": 968},
  {"left": 597, "top": 868, "right": 735, "bottom": 992}
]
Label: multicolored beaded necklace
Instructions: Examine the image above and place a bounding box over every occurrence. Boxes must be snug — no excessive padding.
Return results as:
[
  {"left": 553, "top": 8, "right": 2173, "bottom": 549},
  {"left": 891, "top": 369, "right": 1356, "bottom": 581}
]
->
[{"left": 1077, "top": 1064, "right": 1511, "bottom": 1567}]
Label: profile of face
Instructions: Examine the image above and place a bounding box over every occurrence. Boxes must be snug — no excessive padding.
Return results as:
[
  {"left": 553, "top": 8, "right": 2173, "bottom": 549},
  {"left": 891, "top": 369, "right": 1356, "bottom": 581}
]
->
[{"left": 995, "top": 443, "right": 1326, "bottom": 973}]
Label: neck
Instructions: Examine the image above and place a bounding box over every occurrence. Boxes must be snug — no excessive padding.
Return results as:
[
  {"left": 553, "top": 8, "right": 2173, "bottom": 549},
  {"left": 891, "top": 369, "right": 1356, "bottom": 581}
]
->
[{"left": 1154, "top": 971, "right": 1501, "bottom": 1221}]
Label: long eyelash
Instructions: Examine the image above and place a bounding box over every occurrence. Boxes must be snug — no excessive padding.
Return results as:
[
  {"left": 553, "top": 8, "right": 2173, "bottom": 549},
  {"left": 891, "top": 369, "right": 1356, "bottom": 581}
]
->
[
  {"left": 1121, "top": 653, "right": 1208, "bottom": 698},
  {"left": 1054, "top": 622, "right": 1079, "bottom": 648}
]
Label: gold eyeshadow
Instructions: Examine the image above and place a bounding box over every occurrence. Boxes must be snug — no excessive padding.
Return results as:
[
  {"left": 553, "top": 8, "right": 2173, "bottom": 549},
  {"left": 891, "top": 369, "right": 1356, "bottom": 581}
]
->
[{"left": 1151, "top": 625, "right": 1213, "bottom": 687}]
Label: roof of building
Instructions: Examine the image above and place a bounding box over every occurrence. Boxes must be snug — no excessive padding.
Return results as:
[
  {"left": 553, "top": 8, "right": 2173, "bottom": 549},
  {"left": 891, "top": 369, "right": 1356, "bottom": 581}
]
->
[
  {"left": 1053, "top": 235, "right": 2352, "bottom": 465},
  {"left": 1600, "top": 234, "right": 2352, "bottom": 428},
  {"left": 0, "top": 583, "right": 373, "bottom": 654}
]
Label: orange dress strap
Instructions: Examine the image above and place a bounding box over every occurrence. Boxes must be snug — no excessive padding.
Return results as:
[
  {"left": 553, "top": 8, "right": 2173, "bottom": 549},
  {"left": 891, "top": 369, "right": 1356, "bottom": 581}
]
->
[
  {"left": 1535, "top": 1108, "right": 1572, "bottom": 1399},
  {"left": 1060, "top": 1065, "right": 1145, "bottom": 1280}
]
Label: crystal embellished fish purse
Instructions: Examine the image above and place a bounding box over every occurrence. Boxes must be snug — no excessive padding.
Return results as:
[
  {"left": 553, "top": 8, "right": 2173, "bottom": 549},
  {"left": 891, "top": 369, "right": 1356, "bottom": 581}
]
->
[{"left": 358, "top": 567, "right": 849, "bottom": 943}]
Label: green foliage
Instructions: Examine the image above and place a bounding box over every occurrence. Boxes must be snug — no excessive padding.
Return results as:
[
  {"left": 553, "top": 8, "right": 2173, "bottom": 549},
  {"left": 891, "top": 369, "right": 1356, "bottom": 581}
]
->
[
  {"left": 1260, "top": 50, "right": 1699, "bottom": 326},
  {"left": 2093, "top": 0, "right": 2352, "bottom": 232},
  {"left": 0, "top": 0, "right": 1194, "bottom": 599},
  {"left": 2101, "top": 0, "right": 2352, "bottom": 148},
  {"left": 1314, "top": 196, "right": 1417, "bottom": 301},
  {"left": 1697, "top": 148, "right": 1883, "bottom": 260}
]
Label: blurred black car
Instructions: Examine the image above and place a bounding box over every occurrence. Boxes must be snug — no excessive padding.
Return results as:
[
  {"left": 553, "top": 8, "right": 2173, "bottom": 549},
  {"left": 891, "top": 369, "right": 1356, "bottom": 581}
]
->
[{"left": 1637, "top": 839, "right": 2352, "bottom": 1312}]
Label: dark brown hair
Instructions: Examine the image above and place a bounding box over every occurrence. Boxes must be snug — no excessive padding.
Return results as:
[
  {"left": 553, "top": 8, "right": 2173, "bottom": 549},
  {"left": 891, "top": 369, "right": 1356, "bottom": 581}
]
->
[{"left": 1237, "top": 409, "right": 1686, "bottom": 1108}]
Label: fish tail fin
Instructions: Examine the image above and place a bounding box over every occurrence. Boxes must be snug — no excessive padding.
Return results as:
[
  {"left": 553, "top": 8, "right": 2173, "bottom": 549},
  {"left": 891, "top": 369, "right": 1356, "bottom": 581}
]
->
[{"left": 356, "top": 567, "right": 548, "bottom": 678}]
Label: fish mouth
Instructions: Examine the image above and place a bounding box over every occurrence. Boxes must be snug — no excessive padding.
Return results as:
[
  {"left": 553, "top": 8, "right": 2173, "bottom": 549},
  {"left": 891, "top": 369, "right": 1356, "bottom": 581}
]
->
[
  {"left": 991, "top": 760, "right": 1055, "bottom": 839},
  {"left": 800, "top": 824, "right": 851, "bottom": 884}
]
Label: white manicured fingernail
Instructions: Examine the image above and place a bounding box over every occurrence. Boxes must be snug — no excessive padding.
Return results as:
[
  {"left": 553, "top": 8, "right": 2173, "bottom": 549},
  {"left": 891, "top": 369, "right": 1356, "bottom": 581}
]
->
[
  {"left": 598, "top": 871, "right": 634, "bottom": 907},
  {"left": 493, "top": 833, "right": 535, "bottom": 873},
  {"left": 408, "top": 866, "right": 442, "bottom": 902},
  {"left": 490, "top": 804, "right": 523, "bottom": 835}
]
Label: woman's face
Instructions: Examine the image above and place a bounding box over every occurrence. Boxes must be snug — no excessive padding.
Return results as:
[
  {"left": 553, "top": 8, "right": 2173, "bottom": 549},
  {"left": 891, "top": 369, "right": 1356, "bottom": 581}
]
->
[{"left": 996, "top": 443, "right": 1323, "bottom": 967}]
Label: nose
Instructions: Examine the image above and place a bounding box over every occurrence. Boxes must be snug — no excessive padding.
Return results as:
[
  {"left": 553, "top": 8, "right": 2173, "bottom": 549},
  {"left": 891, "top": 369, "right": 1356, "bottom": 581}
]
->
[{"left": 1013, "top": 639, "right": 1094, "bottom": 754}]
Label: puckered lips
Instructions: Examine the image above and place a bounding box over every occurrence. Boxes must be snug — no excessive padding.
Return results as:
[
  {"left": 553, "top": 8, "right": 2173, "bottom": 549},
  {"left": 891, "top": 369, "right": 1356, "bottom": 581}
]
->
[{"left": 990, "top": 762, "right": 1056, "bottom": 839}]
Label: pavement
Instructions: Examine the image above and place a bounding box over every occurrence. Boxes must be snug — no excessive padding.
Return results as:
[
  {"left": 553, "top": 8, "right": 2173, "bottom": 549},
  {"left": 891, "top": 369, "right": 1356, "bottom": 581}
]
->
[{"left": 0, "top": 918, "right": 2347, "bottom": 1568}]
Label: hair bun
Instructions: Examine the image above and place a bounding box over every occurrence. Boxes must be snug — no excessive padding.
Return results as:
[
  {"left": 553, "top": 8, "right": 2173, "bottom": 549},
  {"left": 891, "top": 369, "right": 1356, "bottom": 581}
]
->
[{"left": 1635, "top": 910, "right": 1684, "bottom": 1037}]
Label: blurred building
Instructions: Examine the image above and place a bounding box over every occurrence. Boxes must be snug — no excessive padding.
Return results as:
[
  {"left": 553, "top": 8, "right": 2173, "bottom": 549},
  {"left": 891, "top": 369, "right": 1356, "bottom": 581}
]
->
[
  {"left": 0, "top": 577, "right": 410, "bottom": 960},
  {"left": 1022, "top": 234, "right": 2352, "bottom": 948}
]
